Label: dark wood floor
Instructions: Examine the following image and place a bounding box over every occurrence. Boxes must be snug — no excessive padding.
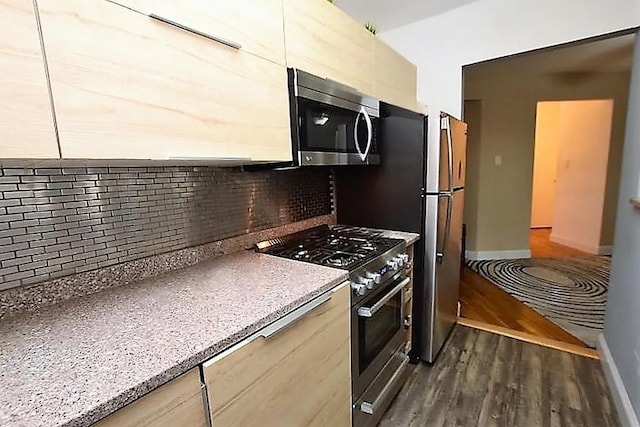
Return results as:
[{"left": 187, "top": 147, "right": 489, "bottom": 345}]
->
[
  {"left": 460, "top": 228, "right": 591, "bottom": 348},
  {"left": 380, "top": 326, "right": 619, "bottom": 427}
]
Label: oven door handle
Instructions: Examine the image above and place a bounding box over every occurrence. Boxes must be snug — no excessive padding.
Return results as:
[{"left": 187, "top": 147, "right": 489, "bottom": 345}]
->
[{"left": 357, "top": 277, "right": 410, "bottom": 318}]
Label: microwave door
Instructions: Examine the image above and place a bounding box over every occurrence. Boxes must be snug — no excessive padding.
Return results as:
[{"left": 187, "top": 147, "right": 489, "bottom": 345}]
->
[{"left": 336, "top": 123, "right": 347, "bottom": 152}]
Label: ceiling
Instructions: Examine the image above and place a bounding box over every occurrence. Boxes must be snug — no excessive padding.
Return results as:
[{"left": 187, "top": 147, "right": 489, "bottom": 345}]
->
[
  {"left": 465, "top": 33, "right": 636, "bottom": 79},
  {"left": 335, "top": 0, "right": 480, "bottom": 31}
]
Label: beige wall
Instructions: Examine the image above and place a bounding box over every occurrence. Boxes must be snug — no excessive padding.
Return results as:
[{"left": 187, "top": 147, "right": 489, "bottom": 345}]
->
[
  {"left": 463, "top": 100, "right": 482, "bottom": 251},
  {"left": 531, "top": 102, "right": 562, "bottom": 228},
  {"left": 463, "top": 70, "right": 630, "bottom": 254},
  {"left": 551, "top": 100, "right": 614, "bottom": 252}
]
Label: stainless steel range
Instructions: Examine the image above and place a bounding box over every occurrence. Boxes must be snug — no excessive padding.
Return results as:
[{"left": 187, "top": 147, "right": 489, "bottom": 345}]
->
[{"left": 256, "top": 225, "right": 411, "bottom": 427}]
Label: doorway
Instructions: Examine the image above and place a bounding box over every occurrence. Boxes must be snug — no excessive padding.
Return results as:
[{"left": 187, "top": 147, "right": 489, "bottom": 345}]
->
[
  {"left": 459, "top": 33, "right": 634, "bottom": 351},
  {"left": 530, "top": 100, "right": 615, "bottom": 257}
]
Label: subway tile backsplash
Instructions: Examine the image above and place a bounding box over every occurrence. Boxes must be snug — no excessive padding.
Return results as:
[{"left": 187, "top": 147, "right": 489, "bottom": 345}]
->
[{"left": 0, "top": 166, "right": 332, "bottom": 291}]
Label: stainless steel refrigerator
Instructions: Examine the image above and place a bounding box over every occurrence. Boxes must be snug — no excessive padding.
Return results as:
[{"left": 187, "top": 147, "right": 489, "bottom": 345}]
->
[{"left": 335, "top": 103, "right": 467, "bottom": 363}]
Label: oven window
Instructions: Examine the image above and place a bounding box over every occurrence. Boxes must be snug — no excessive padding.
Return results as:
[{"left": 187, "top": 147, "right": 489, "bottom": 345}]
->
[
  {"left": 358, "top": 288, "right": 402, "bottom": 374},
  {"left": 297, "top": 98, "right": 371, "bottom": 154}
]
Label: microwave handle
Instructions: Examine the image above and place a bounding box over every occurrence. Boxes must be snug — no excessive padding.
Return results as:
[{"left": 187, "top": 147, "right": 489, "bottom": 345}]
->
[{"left": 354, "top": 106, "right": 373, "bottom": 162}]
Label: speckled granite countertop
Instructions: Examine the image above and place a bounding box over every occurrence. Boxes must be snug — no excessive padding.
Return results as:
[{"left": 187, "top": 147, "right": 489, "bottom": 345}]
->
[{"left": 0, "top": 251, "right": 348, "bottom": 427}]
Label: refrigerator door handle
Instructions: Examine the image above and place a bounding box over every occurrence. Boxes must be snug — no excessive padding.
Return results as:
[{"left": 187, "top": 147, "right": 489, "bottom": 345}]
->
[
  {"left": 436, "top": 192, "right": 453, "bottom": 264},
  {"left": 441, "top": 114, "right": 454, "bottom": 192}
]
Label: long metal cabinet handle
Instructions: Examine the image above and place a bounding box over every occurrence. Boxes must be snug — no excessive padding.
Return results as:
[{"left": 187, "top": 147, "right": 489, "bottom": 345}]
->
[
  {"left": 357, "top": 278, "right": 410, "bottom": 318},
  {"left": 258, "top": 292, "right": 332, "bottom": 338},
  {"left": 360, "top": 355, "right": 410, "bottom": 415},
  {"left": 199, "top": 381, "right": 213, "bottom": 427},
  {"left": 149, "top": 14, "right": 242, "bottom": 50}
]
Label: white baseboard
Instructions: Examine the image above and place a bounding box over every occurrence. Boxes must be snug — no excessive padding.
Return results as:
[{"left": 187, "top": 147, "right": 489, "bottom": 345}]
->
[
  {"left": 549, "top": 233, "right": 612, "bottom": 255},
  {"left": 598, "top": 334, "right": 640, "bottom": 427},
  {"left": 598, "top": 245, "right": 614, "bottom": 256},
  {"left": 465, "top": 249, "right": 531, "bottom": 261}
]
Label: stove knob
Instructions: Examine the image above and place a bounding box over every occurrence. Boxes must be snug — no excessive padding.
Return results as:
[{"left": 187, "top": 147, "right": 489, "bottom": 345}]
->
[
  {"left": 395, "top": 256, "right": 405, "bottom": 268},
  {"left": 367, "top": 272, "right": 381, "bottom": 284},
  {"left": 399, "top": 253, "right": 409, "bottom": 264},
  {"left": 351, "top": 282, "right": 367, "bottom": 296},
  {"left": 361, "top": 277, "right": 375, "bottom": 290},
  {"left": 387, "top": 259, "right": 400, "bottom": 270}
]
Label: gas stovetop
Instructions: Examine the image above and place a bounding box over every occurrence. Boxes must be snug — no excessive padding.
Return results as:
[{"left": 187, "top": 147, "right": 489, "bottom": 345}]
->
[
  {"left": 257, "top": 225, "right": 409, "bottom": 303},
  {"left": 256, "top": 225, "right": 404, "bottom": 271}
]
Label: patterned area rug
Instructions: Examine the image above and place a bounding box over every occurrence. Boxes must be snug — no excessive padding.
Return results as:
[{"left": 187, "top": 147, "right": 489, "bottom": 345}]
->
[{"left": 466, "top": 257, "right": 610, "bottom": 348}]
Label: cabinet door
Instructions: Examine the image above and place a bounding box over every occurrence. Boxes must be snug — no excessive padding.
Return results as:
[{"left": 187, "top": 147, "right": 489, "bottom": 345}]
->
[
  {"left": 283, "top": 0, "right": 374, "bottom": 94},
  {"left": 94, "top": 368, "right": 207, "bottom": 427},
  {"left": 373, "top": 38, "right": 419, "bottom": 112},
  {"left": 37, "top": 0, "right": 292, "bottom": 162},
  {"left": 109, "top": 0, "right": 286, "bottom": 65},
  {"left": 0, "top": 0, "right": 58, "bottom": 159},
  {"left": 203, "top": 283, "right": 351, "bottom": 427}
]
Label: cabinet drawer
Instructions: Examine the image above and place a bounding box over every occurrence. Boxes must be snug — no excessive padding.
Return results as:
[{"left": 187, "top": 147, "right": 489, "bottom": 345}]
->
[
  {"left": 0, "top": 0, "right": 58, "bottom": 159},
  {"left": 94, "top": 368, "right": 206, "bottom": 427},
  {"left": 283, "top": 0, "right": 374, "bottom": 94},
  {"left": 37, "top": 0, "right": 292, "bottom": 162},
  {"left": 109, "top": 0, "right": 286, "bottom": 65},
  {"left": 373, "top": 38, "right": 419, "bottom": 112},
  {"left": 203, "top": 283, "right": 351, "bottom": 427}
]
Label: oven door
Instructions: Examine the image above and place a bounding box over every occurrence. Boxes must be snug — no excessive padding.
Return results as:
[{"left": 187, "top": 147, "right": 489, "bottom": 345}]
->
[
  {"left": 295, "top": 97, "right": 379, "bottom": 166},
  {"left": 352, "top": 275, "right": 409, "bottom": 399}
]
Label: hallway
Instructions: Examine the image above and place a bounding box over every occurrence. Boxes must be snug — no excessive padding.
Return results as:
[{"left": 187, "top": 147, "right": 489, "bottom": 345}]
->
[
  {"left": 529, "top": 228, "right": 590, "bottom": 258},
  {"left": 460, "top": 229, "right": 599, "bottom": 353}
]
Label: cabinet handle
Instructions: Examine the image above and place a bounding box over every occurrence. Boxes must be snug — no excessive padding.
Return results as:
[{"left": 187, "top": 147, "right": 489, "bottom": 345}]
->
[
  {"left": 258, "top": 292, "right": 332, "bottom": 339},
  {"left": 149, "top": 14, "right": 242, "bottom": 50},
  {"left": 199, "top": 381, "right": 213, "bottom": 427}
]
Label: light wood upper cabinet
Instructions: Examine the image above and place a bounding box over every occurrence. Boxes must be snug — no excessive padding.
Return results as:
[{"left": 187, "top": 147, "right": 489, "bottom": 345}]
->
[
  {"left": 203, "top": 283, "right": 351, "bottom": 427},
  {"left": 0, "top": 0, "right": 58, "bottom": 159},
  {"left": 283, "top": 0, "right": 374, "bottom": 94},
  {"left": 94, "top": 368, "right": 207, "bottom": 427},
  {"left": 37, "top": 0, "right": 292, "bottom": 162},
  {"left": 109, "top": 0, "right": 286, "bottom": 65},
  {"left": 373, "top": 38, "right": 420, "bottom": 112}
]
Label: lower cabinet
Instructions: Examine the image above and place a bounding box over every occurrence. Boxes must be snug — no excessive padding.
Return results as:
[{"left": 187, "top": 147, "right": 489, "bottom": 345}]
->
[
  {"left": 93, "top": 284, "right": 351, "bottom": 426},
  {"left": 203, "top": 282, "right": 352, "bottom": 427},
  {"left": 94, "top": 368, "right": 207, "bottom": 427}
]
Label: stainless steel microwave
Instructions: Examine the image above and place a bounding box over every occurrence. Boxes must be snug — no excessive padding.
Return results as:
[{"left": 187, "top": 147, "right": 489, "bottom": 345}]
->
[{"left": 288, "top": 69, "right": 380, "bottom": 166}]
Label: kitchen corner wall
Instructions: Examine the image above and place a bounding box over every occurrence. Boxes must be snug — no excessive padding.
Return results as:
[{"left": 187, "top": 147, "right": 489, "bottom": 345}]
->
[
  {"left": 0, "top": 166, "right": 332, "bottom": 291},
  {"left": 604, "top": 31, "right": 640, "bottom": 425}
]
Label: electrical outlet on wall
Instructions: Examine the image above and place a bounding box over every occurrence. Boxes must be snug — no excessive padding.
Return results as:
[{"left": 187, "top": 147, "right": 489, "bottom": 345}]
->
[{"left": 494, "top": 155, "right": 502, "bottom": 166}]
